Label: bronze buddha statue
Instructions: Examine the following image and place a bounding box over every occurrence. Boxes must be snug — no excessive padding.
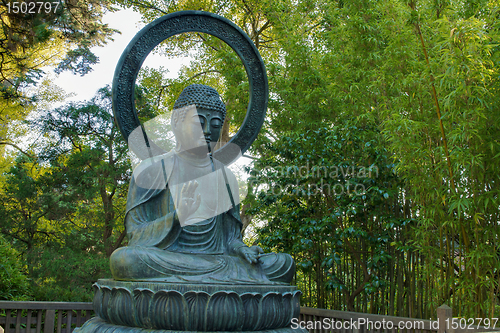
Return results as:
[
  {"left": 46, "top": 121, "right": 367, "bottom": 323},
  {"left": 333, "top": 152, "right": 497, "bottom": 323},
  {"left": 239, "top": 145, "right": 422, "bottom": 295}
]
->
[{"left": 110, "top": 84, "right": 295, "bottom": 285}]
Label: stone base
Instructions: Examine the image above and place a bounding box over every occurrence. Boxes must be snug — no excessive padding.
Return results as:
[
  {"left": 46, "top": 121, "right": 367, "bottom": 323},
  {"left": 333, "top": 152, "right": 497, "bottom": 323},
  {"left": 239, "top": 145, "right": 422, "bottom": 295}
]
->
[
  {"left": 75, "top": 318, "right": 308, "bottom": 333},
  {"left": 92, "top": 279, "right": 301, "bottom": 331}
]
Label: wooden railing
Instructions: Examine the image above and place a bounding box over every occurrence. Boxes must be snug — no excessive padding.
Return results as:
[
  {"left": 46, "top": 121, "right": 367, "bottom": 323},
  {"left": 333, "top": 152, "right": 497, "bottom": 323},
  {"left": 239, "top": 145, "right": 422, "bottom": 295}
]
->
[
  {"left": 1, "top": 302, "right": 499, "bottom": 333},
  {"left": 0, "top": 302, "right": 92, "bottom": 333}
]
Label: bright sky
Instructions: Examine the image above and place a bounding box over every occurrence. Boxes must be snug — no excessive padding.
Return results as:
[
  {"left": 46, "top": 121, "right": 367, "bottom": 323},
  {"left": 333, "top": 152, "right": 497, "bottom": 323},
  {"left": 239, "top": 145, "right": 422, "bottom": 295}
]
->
[
  {"left": 48, "top": 7, "right": 252, "bottom": 178},
  {"left": 51, "top": 8, "right": 190, "bottom": 102}
]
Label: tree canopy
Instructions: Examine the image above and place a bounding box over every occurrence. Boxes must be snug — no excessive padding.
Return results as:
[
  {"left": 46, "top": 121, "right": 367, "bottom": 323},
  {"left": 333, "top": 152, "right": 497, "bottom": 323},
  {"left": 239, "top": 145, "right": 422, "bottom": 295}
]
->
[
  {"left": 119, "top": 0, "right": 500, "bottom": 318},
  {"left": 0, "top": 0, "right": 499, "bottom": 320},
  {"left": 0, "top": 0, "right": 116, "bottom": 166}
]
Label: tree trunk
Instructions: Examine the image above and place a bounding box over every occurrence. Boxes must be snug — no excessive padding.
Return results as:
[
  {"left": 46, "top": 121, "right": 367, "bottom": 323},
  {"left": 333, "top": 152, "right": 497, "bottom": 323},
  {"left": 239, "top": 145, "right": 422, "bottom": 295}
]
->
[{"left": 240, "top": 203, "right": 253, "bottom": 236}]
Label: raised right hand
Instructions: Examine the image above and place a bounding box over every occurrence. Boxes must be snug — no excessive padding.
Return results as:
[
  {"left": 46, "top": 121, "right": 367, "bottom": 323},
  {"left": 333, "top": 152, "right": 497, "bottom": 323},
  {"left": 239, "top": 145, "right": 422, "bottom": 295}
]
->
[{"left": 177, "top": 180, "right": 201, "bottom": 223}]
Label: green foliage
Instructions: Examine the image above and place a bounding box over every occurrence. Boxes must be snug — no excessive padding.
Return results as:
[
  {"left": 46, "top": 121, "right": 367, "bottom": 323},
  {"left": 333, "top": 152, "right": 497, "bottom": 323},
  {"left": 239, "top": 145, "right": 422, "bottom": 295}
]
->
[
  {"left": 0, "top": 234, "right": 31, "bottom": 300},
  {"left": 117, "top": 0, "right": 500, "bottom": 318},
  {"left": 0, "top": 86, "right": 134, "bottom": 301},
  {"left": 0, "top": 155, "right": 65, "bottom": 252},
  {"left": 28, "top": 246, "right": 110, "bottom": 302},
  {"left": 0, "top": 0, "right": 497, "bottom": 316},
  {"left": 248, "top": 120, "right": 401, "bottom": 310},
  {"left": 32, "top": 86, "right": 133, "bottom": 256},
  {"left": 1, "top": 0, "right": 116, "bottom": 81},
  {"left": 0, "top": 0, "right": 117, "bottom": 167}
]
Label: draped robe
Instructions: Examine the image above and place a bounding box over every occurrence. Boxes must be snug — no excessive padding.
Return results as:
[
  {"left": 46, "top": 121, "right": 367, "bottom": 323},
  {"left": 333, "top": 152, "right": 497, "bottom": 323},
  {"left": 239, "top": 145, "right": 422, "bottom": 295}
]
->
[{"left": 110, "top": 151, "right": 294, "bottom": 284}]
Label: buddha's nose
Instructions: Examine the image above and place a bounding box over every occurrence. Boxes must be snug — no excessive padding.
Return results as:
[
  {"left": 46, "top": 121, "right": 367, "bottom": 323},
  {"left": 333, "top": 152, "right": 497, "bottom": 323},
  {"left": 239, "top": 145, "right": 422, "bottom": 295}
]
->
[{"left": 203, "top": 122, "right": 211, "bottom": 138}]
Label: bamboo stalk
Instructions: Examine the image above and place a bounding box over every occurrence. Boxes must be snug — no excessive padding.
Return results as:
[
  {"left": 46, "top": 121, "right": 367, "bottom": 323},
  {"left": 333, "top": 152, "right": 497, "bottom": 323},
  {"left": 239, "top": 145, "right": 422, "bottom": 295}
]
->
[{"left": 408, "top": 1, "right": 456, "bottom": 193}]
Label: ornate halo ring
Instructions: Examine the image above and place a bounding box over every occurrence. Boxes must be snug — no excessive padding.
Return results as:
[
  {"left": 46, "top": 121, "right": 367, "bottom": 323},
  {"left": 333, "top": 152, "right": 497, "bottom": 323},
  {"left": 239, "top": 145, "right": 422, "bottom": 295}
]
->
[{"left": 112, "top": 10, "right": 268, "bottom": 165}]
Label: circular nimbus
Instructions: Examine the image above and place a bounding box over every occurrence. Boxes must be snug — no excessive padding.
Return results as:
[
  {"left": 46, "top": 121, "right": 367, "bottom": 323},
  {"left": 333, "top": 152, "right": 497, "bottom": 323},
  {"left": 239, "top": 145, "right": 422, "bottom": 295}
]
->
[{"left": 112, "top": 10, "right": 268, "bottom": 165}]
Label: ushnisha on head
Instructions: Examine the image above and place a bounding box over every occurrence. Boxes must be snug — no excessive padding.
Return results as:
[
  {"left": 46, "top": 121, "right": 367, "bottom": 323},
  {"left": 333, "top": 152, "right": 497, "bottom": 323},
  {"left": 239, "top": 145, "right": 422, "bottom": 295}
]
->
[{"left": 171, "top": 84, "right": 226, "bottom": 154}]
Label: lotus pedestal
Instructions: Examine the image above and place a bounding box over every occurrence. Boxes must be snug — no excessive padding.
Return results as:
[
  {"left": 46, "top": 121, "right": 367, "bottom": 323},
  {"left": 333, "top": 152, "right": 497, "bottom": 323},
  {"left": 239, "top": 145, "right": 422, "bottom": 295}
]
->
[{"left": 74, "top": 279, "right": 307, "bottom": 333}]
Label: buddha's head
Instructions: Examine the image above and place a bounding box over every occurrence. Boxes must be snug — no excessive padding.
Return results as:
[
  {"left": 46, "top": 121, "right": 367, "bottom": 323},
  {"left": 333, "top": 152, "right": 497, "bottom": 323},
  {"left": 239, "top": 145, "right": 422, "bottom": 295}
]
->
[{"left": 171, "top": 84, "right": 225, "bottom": 155}]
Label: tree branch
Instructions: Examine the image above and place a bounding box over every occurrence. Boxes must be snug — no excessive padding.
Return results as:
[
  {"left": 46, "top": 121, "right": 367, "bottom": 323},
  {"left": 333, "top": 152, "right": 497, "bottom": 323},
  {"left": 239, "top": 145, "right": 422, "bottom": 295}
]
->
[
  {"left": 160, "top": 70, "right": 221, "bottom": 90},
  {"left": 0, "top": 141, "right": 35, "bottom": 159}
]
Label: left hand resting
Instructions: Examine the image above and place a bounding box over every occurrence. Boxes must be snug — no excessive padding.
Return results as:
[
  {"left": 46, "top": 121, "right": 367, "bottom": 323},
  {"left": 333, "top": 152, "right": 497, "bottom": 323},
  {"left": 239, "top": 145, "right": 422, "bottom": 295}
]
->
[{"left": 237, "top": 245, "right": 264, "bottom": 264}]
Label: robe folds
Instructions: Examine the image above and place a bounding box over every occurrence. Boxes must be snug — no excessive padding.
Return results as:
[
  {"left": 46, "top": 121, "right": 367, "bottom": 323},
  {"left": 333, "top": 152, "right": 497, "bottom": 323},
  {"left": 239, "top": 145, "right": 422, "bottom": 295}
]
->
[{"left": 110, "top": 151, "right": 295, "bottom": 284}]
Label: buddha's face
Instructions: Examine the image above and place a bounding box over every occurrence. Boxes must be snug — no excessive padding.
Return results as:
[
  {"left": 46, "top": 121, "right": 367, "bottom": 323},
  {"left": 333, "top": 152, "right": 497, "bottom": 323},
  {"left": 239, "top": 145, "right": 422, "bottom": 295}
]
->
[{"left": 173, "top": 106, "right": 224, "bottom": 155}]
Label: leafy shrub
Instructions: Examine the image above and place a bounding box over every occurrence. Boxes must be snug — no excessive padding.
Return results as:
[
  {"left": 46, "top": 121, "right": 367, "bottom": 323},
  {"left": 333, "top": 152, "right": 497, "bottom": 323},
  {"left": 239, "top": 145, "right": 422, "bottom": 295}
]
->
[{"left": 0, "top": 235, "right": 31, "bottom": 300}]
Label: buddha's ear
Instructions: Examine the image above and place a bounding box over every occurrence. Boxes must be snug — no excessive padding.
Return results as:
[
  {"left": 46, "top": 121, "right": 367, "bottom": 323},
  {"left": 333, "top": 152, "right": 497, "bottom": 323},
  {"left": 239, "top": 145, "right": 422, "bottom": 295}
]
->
[{"left": 171, "top": 109, "right": 179, "bottom": 130}]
